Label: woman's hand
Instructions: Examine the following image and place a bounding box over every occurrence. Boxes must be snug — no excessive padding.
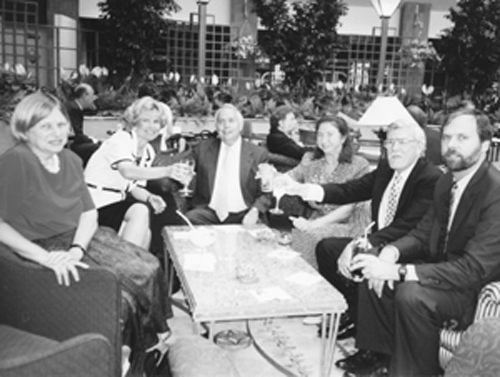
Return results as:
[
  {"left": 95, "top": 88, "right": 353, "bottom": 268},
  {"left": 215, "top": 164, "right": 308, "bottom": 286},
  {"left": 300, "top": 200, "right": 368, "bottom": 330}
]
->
[
  {"left": 289, "top": 216, "right": 319, "bottom": 231},
  {"left": 147, "top": 195, "right": 167, "bottom": 214},
  {"left": 40, "top": 251, "right": 89, "bottom": 286}
]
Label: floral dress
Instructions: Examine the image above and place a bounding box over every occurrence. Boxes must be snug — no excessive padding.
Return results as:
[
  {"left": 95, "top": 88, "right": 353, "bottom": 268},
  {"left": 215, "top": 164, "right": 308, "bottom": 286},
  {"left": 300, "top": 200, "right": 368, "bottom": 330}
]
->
[{"left": 289, "top": 152, "right": 371, "bottom": 268}]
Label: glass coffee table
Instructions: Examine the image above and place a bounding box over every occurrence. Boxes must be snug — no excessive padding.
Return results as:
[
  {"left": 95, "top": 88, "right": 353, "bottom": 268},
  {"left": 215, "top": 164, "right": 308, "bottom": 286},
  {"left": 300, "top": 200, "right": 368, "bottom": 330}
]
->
[{"left": 163, "top": 224, "right": 347, "bottom": 376}]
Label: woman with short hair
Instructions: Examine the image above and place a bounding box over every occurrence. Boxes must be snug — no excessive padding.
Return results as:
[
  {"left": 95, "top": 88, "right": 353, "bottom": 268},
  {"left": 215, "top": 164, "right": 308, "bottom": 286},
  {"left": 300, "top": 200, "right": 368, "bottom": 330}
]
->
[{"left": 0, "top": 91, "right": 173, "bottom": 375}]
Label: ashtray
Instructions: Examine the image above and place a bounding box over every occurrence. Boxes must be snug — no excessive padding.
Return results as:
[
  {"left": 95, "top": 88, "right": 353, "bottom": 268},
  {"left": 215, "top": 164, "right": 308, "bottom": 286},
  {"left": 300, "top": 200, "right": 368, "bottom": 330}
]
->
[
  {"left": 248, "top": 228, "right": 277, "bottom": 243},
  {"left": 278, "top": 232, "right": 292, "bottom": 246},
  {"left": 214, "top": 329, "right": 253, "bottom": 350},
  {"left": 236, "top": 265, "right": 258, "bottom": 284}
]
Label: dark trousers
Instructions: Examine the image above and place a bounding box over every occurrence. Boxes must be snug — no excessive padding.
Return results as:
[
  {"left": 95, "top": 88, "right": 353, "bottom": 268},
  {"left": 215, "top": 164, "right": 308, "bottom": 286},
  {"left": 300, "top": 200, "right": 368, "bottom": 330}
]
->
[
  {"left": 316, "top": 237, "right": 359, "bottom": 319},
  {"left": 356, "top": 281, "right": 476, "bottom": 376},
  {"left": 185, "top": 205, "right": 249, "bottom": 225}
]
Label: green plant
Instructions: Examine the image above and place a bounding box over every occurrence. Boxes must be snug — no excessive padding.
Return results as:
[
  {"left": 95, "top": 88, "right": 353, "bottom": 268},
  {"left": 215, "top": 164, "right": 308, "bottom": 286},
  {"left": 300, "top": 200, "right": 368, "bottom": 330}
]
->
[
  {"left": 438, "top": 0, "right": 500, "bottom": 107},
  {"left": 252, "top": 0, "right": 348, "bottom": 96},
  {"left": 98, "top": 0, "right": 180, "bottom": 85},
  {"left": 0, "top": 63, "right": 37, "bottom": 122},
  {"left": 400, "top": 40, "right": 441, "bottom": 69}
]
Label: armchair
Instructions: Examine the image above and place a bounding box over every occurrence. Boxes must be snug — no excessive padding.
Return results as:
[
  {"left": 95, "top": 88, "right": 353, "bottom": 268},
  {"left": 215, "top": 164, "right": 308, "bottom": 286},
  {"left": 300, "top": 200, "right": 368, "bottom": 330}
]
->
[
  {"left": 0, "top": 244, "right": 122, "bottom": 377},
  {"left": 439, "top": 281, "right": 500, "bottom": 369}
]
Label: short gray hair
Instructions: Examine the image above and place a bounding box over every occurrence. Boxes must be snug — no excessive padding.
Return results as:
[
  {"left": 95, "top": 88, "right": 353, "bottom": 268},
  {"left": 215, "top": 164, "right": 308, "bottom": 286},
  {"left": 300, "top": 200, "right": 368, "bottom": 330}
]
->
[
  {"left": 387, "top": 118, "right": 427, "bottom": 155},
  {"left": 214, "top": 103, "right": 244, "bottom": 128}
]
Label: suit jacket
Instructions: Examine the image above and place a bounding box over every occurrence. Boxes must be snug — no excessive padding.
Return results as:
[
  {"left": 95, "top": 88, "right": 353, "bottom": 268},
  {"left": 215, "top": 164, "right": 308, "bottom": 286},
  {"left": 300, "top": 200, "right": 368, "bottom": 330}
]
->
[
  {"left": 65, "top": 100, "right": 93, "bottom": 144},
  {"left": 321, "top": 157, "right": 442, "bottom": 247},
  {"left": 190, "top": 138, "right": 271, "bottom": 213},
  {"left": 394, "top": 160, "right": 500, "bottom": 293},
  {"left": 266, "top": 129, "right": 305, "bottom": 161}
]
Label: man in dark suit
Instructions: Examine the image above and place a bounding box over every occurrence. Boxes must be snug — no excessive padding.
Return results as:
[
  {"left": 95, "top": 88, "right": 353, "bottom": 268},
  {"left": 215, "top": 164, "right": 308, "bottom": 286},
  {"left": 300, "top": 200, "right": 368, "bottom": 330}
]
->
[
  {"left": 281, "top": 118, "right": 442, "bottom": 337},
  {"left": 266, "top": 105, "right": 306, "bottom": 161},
  {"left": 345, "top": 108, "right": 500, "bottom": 376},
  {"left": 407, "top": 104, "right": 443, "bottom": 166},
  {"left": 65, "top": 83, "right": 100, "bottom": 165},
  {"left": 186, "top": 104, "right": 271, "bottom": 225}
]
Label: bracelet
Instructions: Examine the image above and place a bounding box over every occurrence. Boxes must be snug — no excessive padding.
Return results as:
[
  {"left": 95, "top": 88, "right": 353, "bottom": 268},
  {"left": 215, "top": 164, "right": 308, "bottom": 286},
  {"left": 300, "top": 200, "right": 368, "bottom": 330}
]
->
[{"left": 69, "top": 243, "right": 86, "bottom": 254}]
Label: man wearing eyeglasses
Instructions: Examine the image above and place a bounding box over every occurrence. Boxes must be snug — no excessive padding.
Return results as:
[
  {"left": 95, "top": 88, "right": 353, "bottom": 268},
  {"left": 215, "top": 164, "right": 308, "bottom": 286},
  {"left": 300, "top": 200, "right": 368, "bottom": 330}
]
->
[
  {"left": 278, "top": 118, "right": 441, "bottom": 345},
  {"left": 346, "top": 108, "right": 500, "bottom": 376}
]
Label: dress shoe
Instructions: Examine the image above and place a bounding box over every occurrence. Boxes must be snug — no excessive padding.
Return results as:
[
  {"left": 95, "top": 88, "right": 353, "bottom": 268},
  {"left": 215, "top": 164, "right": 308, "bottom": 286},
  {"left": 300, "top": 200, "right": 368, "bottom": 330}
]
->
[
  {"left": 337, "top": 321, "right": 356, "bottom": 340},
  {"left": 335, "top": 349, "right": 388, "bottom": 373}
]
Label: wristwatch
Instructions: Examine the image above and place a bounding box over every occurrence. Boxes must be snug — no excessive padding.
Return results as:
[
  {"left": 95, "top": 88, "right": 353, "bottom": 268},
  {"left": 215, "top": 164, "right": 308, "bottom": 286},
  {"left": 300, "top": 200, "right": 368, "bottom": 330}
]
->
[{"left": 398, "top": 264, "right": 408, "bottom": 282}]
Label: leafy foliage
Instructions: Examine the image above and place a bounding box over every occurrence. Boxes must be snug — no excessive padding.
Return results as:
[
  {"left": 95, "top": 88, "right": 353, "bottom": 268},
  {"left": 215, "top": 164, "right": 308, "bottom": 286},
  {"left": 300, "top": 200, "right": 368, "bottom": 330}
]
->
[
  {"left": 252, "top": 0, "right": 348, "bottom": 96},
  {"left": 98, "top": 0, "right": 179, "bottom": 83},
  {"left": 438, "top": 0, "right": 500, "bottom": 107},
  {"left": 0, "top": 63, "right": 37, "bottom": 122}
]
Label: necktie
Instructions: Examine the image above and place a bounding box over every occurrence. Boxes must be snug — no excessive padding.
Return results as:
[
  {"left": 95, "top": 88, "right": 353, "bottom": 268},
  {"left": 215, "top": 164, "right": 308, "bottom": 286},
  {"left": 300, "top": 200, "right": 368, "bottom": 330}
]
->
[
  {"left": 437, "top": 181, "right": 458, "bottom": 255},
  {"left": 384, "top": 173, "right": 402, "bottom": 227},
  {"left": 211, "top": 150, "right": 230, "bottom": 222}
]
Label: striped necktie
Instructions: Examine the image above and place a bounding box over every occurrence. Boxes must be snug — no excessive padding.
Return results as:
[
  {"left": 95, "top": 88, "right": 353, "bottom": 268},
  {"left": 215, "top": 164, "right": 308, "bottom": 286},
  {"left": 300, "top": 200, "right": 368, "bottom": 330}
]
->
[{"left": 384, "top": 173, "right": 402, "bottom": 227}]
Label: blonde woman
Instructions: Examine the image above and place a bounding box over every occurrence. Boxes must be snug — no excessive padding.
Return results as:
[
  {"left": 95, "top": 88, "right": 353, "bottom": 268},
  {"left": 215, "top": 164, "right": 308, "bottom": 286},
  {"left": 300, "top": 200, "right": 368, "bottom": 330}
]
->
[{"left": 84, "top": 96, "right": 189, "bottom": 248}]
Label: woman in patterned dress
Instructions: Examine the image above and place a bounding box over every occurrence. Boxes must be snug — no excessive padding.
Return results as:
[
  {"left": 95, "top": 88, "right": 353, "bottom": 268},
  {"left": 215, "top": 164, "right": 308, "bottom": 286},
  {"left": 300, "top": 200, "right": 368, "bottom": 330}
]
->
[
  {"left": 0, "top": 92, "right": 174, "bottom": 375},
  {"left": 288, "top": 116, "right": 371, "bottom": 269}
]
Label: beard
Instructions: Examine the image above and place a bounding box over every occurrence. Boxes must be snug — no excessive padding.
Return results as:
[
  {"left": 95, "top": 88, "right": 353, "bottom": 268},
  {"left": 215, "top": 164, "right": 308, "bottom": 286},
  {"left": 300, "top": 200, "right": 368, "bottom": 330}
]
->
[{"left": 443, "top": 145, "right": 482, "bottom": 172}]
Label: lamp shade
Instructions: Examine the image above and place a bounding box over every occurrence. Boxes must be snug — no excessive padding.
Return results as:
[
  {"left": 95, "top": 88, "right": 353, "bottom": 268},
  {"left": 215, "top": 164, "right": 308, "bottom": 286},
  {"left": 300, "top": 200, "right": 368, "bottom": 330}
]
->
[
  {"left": 370, "top": 0, "right": 403, "bottom": 18},
  {"left": 358, "top": 96, "right": 419, "bottom": 128}
]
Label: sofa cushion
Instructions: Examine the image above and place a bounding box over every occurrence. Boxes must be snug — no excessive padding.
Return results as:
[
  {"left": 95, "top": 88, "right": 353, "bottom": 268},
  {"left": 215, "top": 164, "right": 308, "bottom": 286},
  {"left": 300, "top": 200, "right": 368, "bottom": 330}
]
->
[
  {"left": 168, "top": 335, "right": 240, "bottom": 377},
  {"left": 445, "top": 318, "right": 500, "bottom": 377},
  {"left": 0, "top": 325, "right": 59, "bottom": 361}
]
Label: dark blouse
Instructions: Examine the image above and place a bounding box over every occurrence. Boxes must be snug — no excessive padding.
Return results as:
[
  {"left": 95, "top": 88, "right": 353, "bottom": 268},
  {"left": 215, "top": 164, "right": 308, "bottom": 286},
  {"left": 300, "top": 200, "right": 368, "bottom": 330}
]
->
[{"left": 0, "top": 144, "right": 94, "bottom": 240}]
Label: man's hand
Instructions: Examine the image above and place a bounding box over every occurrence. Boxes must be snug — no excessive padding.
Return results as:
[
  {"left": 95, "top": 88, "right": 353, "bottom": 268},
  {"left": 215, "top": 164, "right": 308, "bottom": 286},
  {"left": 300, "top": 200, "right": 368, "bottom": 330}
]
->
[
  {"left": 242, "top": 208, "right": 259, "bottom": 226},
  {"left": 338, "top": 241, "right": 355, "bottom": 279},
  {"left": 351, "top": 254, "right": 399, "bottom": 283}
]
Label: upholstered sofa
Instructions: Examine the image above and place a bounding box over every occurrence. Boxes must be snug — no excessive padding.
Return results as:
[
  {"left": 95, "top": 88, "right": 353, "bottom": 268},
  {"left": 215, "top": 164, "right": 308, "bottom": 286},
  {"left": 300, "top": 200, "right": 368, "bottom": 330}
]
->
[
  {"left": 439, "top": 281, "right": 500, "bottom": 369},
  {"left": 444, "top": 317, "right": 500, "bottom": 376},
  {"left": 0, "top": 244, "right": 122, "bottom": 377}
]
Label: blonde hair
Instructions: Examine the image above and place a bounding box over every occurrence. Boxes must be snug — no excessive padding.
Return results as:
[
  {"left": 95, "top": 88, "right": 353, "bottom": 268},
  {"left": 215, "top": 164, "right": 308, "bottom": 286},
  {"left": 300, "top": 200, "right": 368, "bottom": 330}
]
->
[
  {"left": 10, "top": 91, "right": 69, "bottom": 142},
  {"left": 120, "top": 96, "right": 167, "bottom": 131}
]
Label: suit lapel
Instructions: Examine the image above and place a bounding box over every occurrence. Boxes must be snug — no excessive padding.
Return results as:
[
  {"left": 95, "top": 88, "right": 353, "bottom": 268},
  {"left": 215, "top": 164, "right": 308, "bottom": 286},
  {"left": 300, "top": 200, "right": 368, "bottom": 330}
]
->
[
  {"left": 240, "top": 141, "right": 251, "bottom": 189},
  {"left": 397, "top": 159, "right": 425, "bottom": 211},
  {"left": 448, "top": 161, "right": 489, "bottom": 236},
  {"left": 207, "top": 139, "right": 221, "bottom": 195}
]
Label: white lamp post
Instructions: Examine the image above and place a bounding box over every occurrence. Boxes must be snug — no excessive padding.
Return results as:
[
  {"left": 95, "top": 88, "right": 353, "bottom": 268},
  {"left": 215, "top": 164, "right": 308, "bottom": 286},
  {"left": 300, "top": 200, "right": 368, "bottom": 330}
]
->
[
  {"left": 197, "top": 0, "right": 210, "bottom": 78},
  {"left": 370, "top": 0, "right": 403, "bottom": 88}
]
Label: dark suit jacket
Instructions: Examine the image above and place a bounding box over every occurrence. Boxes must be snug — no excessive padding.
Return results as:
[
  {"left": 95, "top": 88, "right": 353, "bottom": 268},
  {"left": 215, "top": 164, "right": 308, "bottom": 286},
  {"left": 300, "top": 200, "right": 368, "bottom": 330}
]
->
[
  {"left": 65, "top": 100, "right": 93, "bottom": 144},
  {"left": 190, "top": 138, "right": 271, "bottom": 213},
  {"left": 394, "top": 160, "right": 500, "bottom": 293},
  {"left": 266, "top": 129, "right": 305, "bottom": 161},
  {"left": 321, "top": 158, "right": 442, "bottom": 247}
]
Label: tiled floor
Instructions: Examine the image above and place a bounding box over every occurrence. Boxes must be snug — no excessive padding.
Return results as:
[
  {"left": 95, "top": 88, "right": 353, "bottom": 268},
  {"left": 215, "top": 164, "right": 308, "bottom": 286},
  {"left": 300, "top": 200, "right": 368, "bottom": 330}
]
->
[{"left": 169, "top": 292, "right": 356, "bottom": 377}]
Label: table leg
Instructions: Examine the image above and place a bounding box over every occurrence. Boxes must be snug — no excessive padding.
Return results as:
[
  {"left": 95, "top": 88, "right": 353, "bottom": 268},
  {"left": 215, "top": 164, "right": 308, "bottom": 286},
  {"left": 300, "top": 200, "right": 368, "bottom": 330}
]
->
[{"left": 320, "top": 312, "right": 341, "bottom": 377}]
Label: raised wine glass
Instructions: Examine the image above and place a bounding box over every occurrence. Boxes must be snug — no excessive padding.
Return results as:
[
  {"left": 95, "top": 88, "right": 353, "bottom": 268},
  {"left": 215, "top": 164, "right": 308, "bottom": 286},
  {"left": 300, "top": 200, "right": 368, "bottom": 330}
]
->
[
  {"left": 269, "top": 184, "right": 285, "bottom": 215},
  {"left": 179, "top": 158, "right": 195, "bottom": 197}
]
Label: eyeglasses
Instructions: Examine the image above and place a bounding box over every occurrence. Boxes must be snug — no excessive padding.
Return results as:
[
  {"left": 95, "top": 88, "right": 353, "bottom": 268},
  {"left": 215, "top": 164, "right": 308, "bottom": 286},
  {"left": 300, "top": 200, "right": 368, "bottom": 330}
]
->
[{"left": 383, "top": 138, "right": 417, "bottom": 148}]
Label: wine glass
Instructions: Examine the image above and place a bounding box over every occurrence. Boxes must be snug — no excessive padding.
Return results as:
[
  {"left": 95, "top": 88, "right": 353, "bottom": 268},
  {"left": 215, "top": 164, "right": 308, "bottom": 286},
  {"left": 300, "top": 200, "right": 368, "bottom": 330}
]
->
[
  {"left": 270, "top": 185, "right": 285, "bottom": 215},
  {"left": 179, "top": 158, "right": 195, "bottom": 197},
  {"left": 256, "top": 163, "right": 277, "bottom": 193}
]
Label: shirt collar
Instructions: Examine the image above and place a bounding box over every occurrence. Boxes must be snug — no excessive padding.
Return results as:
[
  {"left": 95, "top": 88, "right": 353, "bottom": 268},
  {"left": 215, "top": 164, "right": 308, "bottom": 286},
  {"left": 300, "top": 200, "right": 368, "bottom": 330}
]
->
[
  {"left": 393, "top": 158, "right": 419, "bottom": 182},
  {"left": 220, "top": 136, "right": 242, "bottom": 155},
  {"left": 453, "top": 157, "right": 484, "bottom": 191}
]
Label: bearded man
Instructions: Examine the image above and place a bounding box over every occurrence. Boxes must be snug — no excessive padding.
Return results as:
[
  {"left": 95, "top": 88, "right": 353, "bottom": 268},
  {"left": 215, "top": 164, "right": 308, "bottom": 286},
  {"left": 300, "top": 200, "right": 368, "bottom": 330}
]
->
[{"left": 337, "top": 108, "right": 500, "bottom": 376}]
